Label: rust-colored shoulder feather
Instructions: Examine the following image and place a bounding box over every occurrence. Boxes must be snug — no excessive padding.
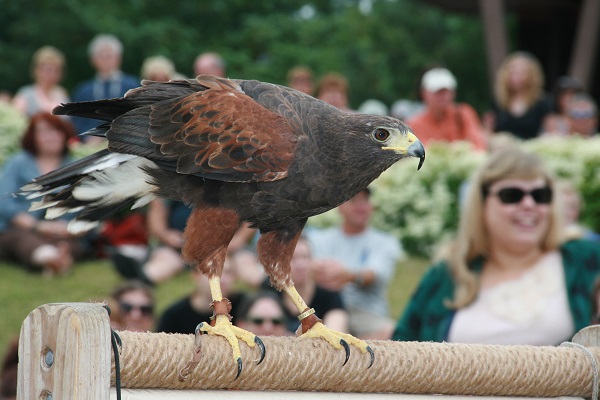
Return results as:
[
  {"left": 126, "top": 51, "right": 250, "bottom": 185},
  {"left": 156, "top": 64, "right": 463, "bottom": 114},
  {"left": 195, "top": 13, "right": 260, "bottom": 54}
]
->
[{"left": 149, "top": 77, "right": 297, "bottom": 182}]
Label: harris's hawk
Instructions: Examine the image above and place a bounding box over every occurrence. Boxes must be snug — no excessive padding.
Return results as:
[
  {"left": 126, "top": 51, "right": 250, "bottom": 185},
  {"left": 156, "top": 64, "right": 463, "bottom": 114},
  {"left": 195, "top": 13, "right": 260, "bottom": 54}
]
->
[{"left": 21, "top": 75, "right": 425, "bottom": 376}]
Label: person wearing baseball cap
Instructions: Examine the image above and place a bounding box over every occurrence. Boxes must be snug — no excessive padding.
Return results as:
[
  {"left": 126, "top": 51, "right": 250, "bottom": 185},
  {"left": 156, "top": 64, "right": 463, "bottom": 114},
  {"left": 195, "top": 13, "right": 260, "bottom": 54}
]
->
[{"left": 406, "top": 67, "right": 486, "bottom": 151}]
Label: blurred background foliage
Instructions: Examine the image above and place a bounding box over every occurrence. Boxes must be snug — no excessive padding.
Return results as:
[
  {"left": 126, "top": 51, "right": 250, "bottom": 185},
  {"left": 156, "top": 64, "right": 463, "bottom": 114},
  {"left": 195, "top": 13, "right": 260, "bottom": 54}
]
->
[{"left": 0, "top": 0, "right": 490, "bottom": 112}]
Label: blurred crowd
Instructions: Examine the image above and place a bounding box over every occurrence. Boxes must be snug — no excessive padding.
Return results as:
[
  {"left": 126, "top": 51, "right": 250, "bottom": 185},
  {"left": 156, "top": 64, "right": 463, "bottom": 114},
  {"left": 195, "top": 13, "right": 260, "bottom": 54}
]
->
[{"left": 2, "top": 33, "right": 600, "bottom": 398}]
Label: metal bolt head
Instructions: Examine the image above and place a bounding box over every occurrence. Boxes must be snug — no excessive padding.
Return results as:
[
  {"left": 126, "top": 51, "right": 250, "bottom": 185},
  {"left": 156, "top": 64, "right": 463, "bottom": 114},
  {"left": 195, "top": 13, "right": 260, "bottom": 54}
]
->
[{"left": 41, "top": 347, "right": 53, "bottom": 370}]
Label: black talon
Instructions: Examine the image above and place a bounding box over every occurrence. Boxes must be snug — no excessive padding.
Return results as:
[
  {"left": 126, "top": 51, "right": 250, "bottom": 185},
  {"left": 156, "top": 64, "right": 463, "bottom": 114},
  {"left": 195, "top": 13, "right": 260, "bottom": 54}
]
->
[
  {"left": 366, "top": 346, "right": 375, "bottom": 369},
  {"left": 234, "top": 357, "right": 243, "bottom": 380},
  {"left": 340, "top": 339, "right": 350, "bottom": 366},
  {"left": 254, "top": 336, "right": 266, "bottom": 365}
]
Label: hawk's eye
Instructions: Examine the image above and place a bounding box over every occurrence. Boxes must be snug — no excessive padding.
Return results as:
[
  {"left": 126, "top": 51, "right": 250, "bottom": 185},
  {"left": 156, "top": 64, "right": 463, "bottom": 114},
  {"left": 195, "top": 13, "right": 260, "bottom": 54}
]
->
[{"left": 372, "top": 128, "right": 390, "bottom": 142}]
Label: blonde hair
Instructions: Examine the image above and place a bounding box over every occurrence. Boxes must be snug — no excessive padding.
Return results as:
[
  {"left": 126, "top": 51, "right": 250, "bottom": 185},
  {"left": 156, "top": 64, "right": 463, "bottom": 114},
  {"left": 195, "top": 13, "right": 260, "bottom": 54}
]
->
[
  {"left": 140, "top": 55, "right": 176, "bottom": 81},
  {"left": 444, "top": 146, "right": 563, "bottom": 308},
  {"left": 30, "top": 46, "right": 65, "bottom": 76},
  {"left": 494, "top": 52, "right": 545, "bottom": 110}
]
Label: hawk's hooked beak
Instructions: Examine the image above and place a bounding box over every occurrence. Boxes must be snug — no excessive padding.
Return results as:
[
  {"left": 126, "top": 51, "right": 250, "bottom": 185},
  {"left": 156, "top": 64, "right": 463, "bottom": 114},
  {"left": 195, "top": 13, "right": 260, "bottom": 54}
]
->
[
  {"left": 382, "top": 131, "right": 425, "bottom": 170},
  {"left": 407, "top": 139, "right": 425, "bottom": 170}
]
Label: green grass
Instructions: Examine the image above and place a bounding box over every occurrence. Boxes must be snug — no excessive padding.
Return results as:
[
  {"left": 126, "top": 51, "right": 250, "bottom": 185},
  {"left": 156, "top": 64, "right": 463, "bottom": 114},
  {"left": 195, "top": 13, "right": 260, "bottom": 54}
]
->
[
  {"left": 0, "top": 256, "right": 429, "bottom": 362},
  {"left": 388, "top": 257, "right": 430, "bottom": 320}
]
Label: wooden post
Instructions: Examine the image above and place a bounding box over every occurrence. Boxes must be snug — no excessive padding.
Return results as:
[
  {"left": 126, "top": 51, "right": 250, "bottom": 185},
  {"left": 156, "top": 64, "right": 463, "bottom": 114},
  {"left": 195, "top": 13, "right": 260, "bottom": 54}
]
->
[
  {"left": 478, "top": 0, "right": 508, "bottom": 92},
  {"left": 573, "top": 325, "right": 600, "bottom": 347},
  {"left": 17, "top": 303, "right": 111, "bottom": 400},
  {"left": 568, "top": 0, "right": 600, "bottom": 90}
]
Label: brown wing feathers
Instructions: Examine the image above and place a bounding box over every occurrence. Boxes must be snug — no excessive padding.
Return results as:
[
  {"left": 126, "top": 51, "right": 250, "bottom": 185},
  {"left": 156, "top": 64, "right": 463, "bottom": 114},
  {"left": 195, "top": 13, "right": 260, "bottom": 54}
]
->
[
  {"left": 56, "top": 76, "right": 301, "bottom": 184},
  {"left": 148, "top": 78, "right": 297, "bottom": 182}
]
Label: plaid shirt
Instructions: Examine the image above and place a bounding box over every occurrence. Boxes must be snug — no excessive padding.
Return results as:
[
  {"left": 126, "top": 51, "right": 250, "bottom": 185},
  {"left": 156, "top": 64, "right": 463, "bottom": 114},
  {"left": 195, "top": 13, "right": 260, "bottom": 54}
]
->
[{"left": 393, "top": 240, "right": 600, "bottom": 342}]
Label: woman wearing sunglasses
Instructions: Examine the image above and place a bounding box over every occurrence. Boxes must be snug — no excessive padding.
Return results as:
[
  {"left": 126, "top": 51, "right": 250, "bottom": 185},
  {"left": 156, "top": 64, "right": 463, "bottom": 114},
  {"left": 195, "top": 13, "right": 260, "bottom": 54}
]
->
[
  {"left": 393, "top": 146, "right": 600, "bottom": 344},
  {"left": 108, "top": 280, "right": 156, "bottom": 332},
  {"left": 235, "top": 291, "right": 293, "bottom": 337}
]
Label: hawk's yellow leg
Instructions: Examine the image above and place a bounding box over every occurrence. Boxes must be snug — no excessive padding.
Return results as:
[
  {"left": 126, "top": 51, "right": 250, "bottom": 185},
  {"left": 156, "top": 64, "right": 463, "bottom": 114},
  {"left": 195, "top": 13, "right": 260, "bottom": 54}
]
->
[{"left": 284, "top": 284, "right": 374, "bottom": 367}]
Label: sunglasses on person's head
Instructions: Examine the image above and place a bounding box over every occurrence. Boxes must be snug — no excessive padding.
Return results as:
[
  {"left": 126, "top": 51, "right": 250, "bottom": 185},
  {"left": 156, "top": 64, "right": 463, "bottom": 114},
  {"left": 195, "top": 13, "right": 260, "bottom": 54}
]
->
[
  {"left": 247, "top": 317, "right": 284, "bottom": 326},
  {"left": 119, "top": 302, "right": 154, "bottom": 316},
  {"left": 487, "top": 187, "right": 553, "bottom": 204}
]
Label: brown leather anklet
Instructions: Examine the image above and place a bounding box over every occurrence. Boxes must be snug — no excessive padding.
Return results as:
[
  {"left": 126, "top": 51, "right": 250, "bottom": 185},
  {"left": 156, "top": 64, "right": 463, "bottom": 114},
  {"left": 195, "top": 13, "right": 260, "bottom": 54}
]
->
[
  {"left": 209, "top": 298, "right": 232, "bottom": 325},
  {"left": 298, "top": 307, "right": 321, "bottom": 333}
]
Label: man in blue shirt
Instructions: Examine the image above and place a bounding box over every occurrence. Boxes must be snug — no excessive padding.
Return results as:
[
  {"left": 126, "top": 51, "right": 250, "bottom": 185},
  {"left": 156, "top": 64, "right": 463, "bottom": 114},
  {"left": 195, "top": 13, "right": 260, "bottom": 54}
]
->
[{"left": 71, "top": 34, "right": 139, "bottom": 136}]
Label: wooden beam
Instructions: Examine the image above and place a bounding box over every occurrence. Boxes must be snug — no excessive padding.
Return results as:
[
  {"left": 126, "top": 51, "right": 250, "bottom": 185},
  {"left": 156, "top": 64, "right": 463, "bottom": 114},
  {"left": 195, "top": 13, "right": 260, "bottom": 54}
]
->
[
  {"left": 17, "top": 303, "right": 600, "bottom": 399},
  {"left": 568, "top": 0, "right": 600, "bottom": 89},
  {"left": 109, "top": 388, "right": 585, "bottom": 399},
  {"left": 479, "top": 0, "right": 508, "bottom": 92}
]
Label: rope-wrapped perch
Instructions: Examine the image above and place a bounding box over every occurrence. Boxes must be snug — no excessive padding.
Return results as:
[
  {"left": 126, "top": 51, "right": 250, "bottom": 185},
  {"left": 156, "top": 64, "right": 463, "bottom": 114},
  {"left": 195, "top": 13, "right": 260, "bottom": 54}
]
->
[
  {"left": 112, "top": 331, "right": 600, "bottom": 396},
  {"left": 17, "top": 303, "right": 600, "bottom": 398}
]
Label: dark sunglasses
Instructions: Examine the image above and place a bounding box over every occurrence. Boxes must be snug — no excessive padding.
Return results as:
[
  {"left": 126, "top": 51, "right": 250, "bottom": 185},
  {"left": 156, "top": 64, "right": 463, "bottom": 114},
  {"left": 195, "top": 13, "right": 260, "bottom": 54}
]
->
[
  {"left": 248, "top": 317, "right": 284, "bottom": 326},
  {"left": 488, "top": 187, "right": 553, "bottom": 205},
  {"left": 119, "top": 302, "right": 154, "bottom": 316}
]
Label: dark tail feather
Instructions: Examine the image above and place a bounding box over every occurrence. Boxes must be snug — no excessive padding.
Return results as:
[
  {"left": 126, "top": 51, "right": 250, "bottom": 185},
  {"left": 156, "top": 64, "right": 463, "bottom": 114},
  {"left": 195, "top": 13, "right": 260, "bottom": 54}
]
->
[
  {"left": 77, "top": 197, "right": 138, "bottom": 222},
  {"left": 53, "top": 98, "right": 138, "bottom": 121}
]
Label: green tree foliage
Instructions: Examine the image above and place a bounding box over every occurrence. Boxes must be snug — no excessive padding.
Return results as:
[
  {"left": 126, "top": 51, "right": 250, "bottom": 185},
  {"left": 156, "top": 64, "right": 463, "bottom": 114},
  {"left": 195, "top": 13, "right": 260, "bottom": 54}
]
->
[{"left": 0, "top": 0, "right": 489, "bottom": 112}]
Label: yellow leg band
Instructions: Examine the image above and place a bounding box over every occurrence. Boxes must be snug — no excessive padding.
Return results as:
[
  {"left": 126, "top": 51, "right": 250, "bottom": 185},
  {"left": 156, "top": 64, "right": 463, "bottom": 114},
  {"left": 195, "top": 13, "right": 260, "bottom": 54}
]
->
[{"left": 297, "top": 308, "right": 315, "bottom": 321}]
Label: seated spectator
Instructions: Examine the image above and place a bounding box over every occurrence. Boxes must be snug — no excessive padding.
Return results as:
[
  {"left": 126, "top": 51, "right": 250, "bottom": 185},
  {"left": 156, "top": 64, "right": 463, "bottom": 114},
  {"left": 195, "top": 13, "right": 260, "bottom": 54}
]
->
[
  {"left": 108, "top": 280, "right": 156, "bottom": 332},
  {"left": 309, "top": 188, "right": 403, "bottom": 340},
  {"left": 542, "top": 76, "right": 584, "bottom": 136},
  {"left": 69, "top": 37, "right": 143, "bottom": 254},
  {"left": 0, "top": 337, "right": 18, "bottom": 400},
  {"left": 316, "top": 72, "right": 354, "bottom": 112},
  {"left": 286, "top": 65, "right": 315, "bottom": 96},
  {"left": 458, "top": 132, "right": 521, "bottom": 207},
  {"left": 12, "top": 46, "right": 69, "bottom": 118},
  {"left": 235, "top": 291, "right": 293, "bottom": 337},
  {"left": 228, "top": 223, "right": 258, "bottom": 254},
  {"left": 557, "top": 179, "right": 600, "bottom": 243},
  {"left": 407, "top": 67, "right": 486, "bottom": 150},
  {"left": 564, "top": 93, "right": 598, "bottom": 137},
  {"left": 71, "top": 34, "right": 139, "bottom": 136},
  {"left": 103, "top": 209, "right": 150, "bottom": 284},
  {"left": 393, "top": 146, "right": 600, "bottom": 345},
  {"left": 235, "top": 235, "right": 349, "bottom": 334},
  {"left": 484, "top": 51, "right": 552, "bottom": 139},
  {"left": 0, "top": 113, "right": 90, "bottom": 275},
  {"left": 111, "top": 199, "right": 256, "bottom": 285},
  {"left": 390, "top": 99, "right": 424, "bottom": 121},
  {"left": 157, "top": 255, "right": 244, "bottom": 334},
  {"left": 140, "top": 55, "right": 182, "bottom": 82},
  {"left": 358, "top": 99, "right": 389, "bottom": 116},
  {"left": 193, "top": 52, "right": 226, "bottom": 78},
  {"left": 110, "top": 199, "right": 189, "bottom": 285}
]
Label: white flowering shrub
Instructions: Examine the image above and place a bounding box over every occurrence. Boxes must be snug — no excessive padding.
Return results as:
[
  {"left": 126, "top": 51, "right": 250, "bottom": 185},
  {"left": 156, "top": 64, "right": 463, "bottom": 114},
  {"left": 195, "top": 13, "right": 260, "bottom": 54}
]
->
[
  {"left": 309, "top": 136, "right": 600, "bottom": 257},
  {"left": 0, "top": 103, "right": 27, "bottom": 165},
  {"left": 524, "top": 136, "right": 600, "bottom": 236}
]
